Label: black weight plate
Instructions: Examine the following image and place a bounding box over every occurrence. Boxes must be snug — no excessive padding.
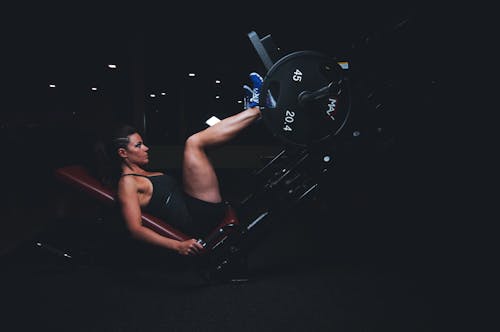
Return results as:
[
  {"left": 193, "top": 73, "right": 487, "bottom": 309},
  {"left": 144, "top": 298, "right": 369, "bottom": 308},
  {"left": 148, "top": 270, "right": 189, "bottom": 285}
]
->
[{"left": 260, "top": 51, "right": 351, "bottom": 146}]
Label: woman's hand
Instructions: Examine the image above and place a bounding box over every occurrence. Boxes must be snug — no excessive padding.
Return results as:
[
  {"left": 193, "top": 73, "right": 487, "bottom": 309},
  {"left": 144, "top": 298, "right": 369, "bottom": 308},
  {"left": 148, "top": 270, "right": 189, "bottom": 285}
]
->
[{"left": 177, "top": 239, "right": 204, "bottom": 256}]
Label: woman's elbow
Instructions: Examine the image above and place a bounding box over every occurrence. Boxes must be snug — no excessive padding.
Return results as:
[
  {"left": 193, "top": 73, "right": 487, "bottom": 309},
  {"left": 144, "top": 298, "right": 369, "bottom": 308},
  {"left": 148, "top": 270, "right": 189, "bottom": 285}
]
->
[{"left": 126, "top": 224, "right": 144, "bottom": 239}]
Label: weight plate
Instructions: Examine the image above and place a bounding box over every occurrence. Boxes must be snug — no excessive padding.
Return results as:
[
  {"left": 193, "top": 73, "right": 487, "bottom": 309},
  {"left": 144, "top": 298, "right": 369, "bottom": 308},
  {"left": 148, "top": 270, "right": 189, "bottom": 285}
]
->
[{"left": 260, "top": 51, "right": 351, "bottom": 146}]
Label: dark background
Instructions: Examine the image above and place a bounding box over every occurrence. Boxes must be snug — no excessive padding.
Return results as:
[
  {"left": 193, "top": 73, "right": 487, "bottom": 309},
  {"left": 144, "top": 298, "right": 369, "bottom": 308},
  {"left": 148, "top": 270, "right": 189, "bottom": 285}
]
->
[{"left": 1, "top": 2, "right": 468, "bottom": 331}]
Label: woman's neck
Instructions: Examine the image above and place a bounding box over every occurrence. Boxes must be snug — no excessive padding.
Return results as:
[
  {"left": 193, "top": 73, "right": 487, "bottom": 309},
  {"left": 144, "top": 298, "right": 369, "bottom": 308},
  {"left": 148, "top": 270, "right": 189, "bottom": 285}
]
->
[{"left": 122, "top": 163, "right": 146, "bottom": 175}]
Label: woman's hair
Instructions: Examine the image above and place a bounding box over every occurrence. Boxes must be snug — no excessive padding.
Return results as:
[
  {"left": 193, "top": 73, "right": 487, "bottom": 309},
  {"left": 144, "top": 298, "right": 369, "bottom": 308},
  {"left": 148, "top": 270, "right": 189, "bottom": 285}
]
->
[{"left": 93, "top": 123, "right": 139, "bottom": 187}]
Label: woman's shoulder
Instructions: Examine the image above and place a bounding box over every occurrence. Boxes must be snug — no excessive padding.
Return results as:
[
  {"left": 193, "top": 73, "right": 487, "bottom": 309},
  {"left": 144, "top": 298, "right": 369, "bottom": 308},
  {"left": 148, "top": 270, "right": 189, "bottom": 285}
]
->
[{"left": 117, "top": 174, "right": 138, "bottom": 192}]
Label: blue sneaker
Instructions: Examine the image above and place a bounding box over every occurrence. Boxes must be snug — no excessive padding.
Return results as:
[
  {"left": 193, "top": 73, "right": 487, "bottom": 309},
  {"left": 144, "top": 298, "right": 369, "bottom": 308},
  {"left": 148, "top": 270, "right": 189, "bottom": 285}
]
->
[
  {"left": 243, "top": 72, "right": 276, "bottom": 108},
  {"left": 249, "top": 72, "right": 264, "bottom": 91}
]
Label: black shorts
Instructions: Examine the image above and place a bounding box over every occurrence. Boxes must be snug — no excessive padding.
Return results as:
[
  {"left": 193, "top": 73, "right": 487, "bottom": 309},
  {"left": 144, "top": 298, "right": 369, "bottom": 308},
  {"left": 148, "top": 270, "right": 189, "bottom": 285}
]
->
[{"left": 184, "top": 194, "right": 226, "bottom": 238}]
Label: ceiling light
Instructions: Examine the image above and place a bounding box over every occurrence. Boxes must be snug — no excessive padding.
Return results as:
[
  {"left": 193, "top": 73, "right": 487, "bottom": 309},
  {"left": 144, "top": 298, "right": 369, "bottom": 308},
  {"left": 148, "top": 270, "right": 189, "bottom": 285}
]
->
[
  {"left": 188, "top": 73, "right": 195, "bottom": 77},
  {"left": 91, "top": 87, "right": 97, "bottom": 91},
  {"left": 150, "top": 94, "right": 156, "bottom": 98},
  {"left": 49, "top": 84, "right": 56, "bottom": 88},
  {"left": 215, "top": 80, "right": 221, "bottom": 84},
  {"left": 108, "top": 64, "right": 117, "bottom": 69}
]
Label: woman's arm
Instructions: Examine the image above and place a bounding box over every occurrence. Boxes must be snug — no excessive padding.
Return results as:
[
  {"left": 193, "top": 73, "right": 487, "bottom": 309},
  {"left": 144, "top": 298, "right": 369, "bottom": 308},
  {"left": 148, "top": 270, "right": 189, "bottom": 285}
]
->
[{"left": 117, "top": 177, "right": 203, "bottom": 255}]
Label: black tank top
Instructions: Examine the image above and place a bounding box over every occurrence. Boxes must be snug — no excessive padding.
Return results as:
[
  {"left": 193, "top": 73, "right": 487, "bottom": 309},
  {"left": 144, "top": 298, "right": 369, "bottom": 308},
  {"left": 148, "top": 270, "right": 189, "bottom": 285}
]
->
[{"left": 121, "top": 173, "right": 196, "bottom": 234}]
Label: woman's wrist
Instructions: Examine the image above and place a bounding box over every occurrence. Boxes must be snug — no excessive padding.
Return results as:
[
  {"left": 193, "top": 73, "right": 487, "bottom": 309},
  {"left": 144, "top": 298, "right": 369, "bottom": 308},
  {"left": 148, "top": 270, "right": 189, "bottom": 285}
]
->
[{"left": 172, "top": 241, "right": 181, "bottom": 253}]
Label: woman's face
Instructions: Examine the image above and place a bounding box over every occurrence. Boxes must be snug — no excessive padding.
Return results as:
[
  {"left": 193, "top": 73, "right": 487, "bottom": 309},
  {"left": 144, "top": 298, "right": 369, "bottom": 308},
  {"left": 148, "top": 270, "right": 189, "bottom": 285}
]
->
[{"left": 120, "top": 133, "right": 149, "bottom": 166}]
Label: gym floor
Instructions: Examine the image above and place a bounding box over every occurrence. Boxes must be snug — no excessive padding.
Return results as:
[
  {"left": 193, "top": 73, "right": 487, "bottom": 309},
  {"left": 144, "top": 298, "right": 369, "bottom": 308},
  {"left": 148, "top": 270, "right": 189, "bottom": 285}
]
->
[{"left": 1, "top": 140, "right": 443, "bottom": 331}]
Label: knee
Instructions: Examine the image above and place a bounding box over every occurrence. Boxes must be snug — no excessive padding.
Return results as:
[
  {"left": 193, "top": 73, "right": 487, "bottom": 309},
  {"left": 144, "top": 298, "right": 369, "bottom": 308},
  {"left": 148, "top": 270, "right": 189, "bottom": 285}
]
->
[{"left": 185, "top": 133, "right": 204, "bottom": 150}]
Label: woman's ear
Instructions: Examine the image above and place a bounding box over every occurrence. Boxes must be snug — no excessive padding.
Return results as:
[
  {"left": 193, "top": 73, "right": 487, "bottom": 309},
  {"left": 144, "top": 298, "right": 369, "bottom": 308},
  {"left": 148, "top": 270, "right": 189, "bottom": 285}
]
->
[{"left": 117, "top": 148, "right": 127, "bottom": 158}]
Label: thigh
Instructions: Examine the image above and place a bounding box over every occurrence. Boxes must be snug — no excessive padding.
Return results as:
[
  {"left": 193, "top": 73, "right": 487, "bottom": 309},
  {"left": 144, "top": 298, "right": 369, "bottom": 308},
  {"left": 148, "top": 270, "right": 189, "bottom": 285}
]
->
[{"left": 182, "top": 138, "right": 222, "bottom": 203}]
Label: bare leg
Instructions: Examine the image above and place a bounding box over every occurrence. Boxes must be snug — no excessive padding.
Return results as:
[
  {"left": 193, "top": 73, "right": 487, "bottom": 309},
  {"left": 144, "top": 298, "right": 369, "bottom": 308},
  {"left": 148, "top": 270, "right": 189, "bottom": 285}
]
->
[{"left": 182, "top": 107, "right": 261, "bottom": 203}]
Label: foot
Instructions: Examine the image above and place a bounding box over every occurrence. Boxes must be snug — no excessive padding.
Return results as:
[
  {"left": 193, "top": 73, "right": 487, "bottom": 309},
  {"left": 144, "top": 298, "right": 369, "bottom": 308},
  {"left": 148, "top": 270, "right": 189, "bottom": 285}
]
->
[{"left": 243, "top": 72, "right": 276, "bottom": 109}]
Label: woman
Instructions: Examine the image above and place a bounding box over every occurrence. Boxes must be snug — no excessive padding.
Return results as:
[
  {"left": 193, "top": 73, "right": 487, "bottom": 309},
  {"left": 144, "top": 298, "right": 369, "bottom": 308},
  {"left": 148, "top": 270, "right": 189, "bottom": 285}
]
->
[{"left": 95, "top": 73, "right": 264, "bottom": 256}]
